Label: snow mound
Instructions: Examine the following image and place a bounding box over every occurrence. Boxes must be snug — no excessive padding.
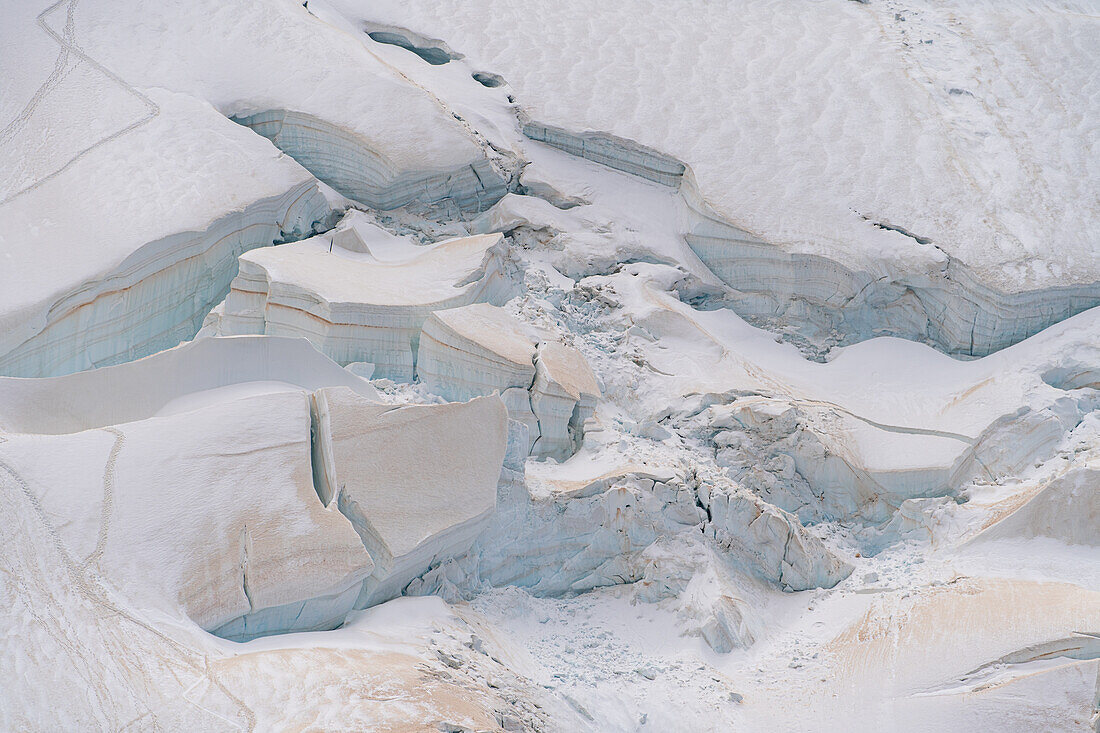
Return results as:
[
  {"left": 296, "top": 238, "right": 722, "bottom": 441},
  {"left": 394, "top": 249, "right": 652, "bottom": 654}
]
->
[{"left": 0, "top": 335, "right": 377, "bottom": 435}]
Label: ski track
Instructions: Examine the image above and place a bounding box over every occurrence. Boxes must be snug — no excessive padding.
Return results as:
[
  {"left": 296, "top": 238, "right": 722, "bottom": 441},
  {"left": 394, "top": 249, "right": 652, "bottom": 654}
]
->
[{"left": 0, "top": 0, "right": 160, "bottom": 206}]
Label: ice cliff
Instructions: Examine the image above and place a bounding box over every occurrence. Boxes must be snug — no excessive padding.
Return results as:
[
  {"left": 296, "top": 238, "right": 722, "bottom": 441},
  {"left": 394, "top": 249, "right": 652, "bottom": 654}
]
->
[
  {"left": 418, "top": 303, "right": 600, "bottom": 459},
  {"left": 204, "top": 213, "right": 514, "bottom": 379}
]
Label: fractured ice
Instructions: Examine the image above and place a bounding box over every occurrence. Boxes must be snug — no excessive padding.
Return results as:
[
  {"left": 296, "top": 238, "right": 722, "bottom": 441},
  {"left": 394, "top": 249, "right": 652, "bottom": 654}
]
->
[
  {"left": 204, "top": 212, "right": 513, "bottom": 379},
  {"left": 3, "top": 0, "right": 1099, "bottom": 729}
]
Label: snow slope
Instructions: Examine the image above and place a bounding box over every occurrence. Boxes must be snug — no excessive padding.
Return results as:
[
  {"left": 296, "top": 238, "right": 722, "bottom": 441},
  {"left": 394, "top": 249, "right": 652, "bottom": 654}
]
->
[
  {"left": 355, "top": 0, "right": 1100, "bottom": 354},
  {"left": 360, "top": 0, "right": 1099, "bottom": 291}
]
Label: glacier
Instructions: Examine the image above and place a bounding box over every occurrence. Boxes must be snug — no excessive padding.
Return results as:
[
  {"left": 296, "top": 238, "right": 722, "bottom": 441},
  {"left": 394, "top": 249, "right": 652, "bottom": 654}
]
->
[{"left": 2, "top": 0, "right": 1098, "bottom": 730}]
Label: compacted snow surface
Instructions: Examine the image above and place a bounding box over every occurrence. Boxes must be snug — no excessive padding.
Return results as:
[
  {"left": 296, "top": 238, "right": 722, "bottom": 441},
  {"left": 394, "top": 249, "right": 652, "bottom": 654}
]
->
[{"left": 1, "top": 0, "right": 1098, "bottom": 731}]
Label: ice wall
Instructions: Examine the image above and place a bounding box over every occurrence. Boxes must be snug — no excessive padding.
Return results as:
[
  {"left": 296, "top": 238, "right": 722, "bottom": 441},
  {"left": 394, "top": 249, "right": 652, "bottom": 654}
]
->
[
  {"left": 417, "top": 303, "right": 600, "bottom": 460},
  {"left": 235, "top": 110, "right": 508, "bottom": 212},
  {"left": 311, "top": 387, "right": 508, "bottom": 607},
  {"left": 0, "top": 181, "right": 333, "bottom": 378},
  {"left": 684, "top": 187, "right": 1100, "bottom": 357},
  {"left": 207, "top": 220, "right": 514, "bottom": 379}
]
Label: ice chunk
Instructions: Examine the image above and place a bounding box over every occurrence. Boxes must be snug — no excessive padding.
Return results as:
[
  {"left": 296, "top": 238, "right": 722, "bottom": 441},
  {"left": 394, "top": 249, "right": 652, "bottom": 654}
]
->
[
  {"left": 417, "top": 303, "right": 600, "bottom": 459},
  {"left": 208, "top": 214, "right": 513, "bottom": 379},
  {"left": 417, "top": 302, "right": 538, "bottom": 402},
  {"left": 633, "top": 538, "right": 760, "bottom": 653},
  {"left": 310, "top": 386, "right": 508, "bottom": 606},
  {"left": 704, "top": 486, "right": 853, "bottom": 591},
  {"left": 530, "top": 342, "right": 600, "bottom": 461}
]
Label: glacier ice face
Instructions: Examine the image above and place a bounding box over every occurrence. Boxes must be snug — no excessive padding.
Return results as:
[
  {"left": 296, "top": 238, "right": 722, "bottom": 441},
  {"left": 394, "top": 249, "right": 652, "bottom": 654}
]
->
[
  {"left": 205, "top": 214, "right": 514, "bottom": 379},
  {"left": 518, "top": 124, "right": 1100, "bottom": 357},
  {"left": 523, "top": 122, "right": 686, "bottom": 188},
  {"left": 481, "top": 468, "right": 708, "bottom": 596},
  {"left": 475, "top": 161, "right": 1100, "bottom": 359},
  {"left": 0, "top": 179, "right": 329, "bottom": 379},
  {"left": 37, "top": 0, "right": 512, "bottom": 205},
  {"left": 310, "top": 386, "right": 508, "bottom": 607},
  {"left": 234, "top": 110, "right": 507, "bottom": 212},
  {"left": 417, "top": 302, "right": 600, "bottom": 460}
]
